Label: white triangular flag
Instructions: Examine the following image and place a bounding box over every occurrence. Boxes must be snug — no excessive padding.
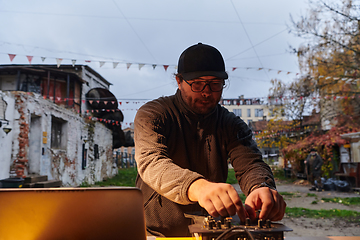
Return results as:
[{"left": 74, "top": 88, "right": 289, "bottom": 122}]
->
[
  {"left": 126, "top": 63, "right": 132, "bottom": 69},
  {"left": 113, "top": 62, "right": 119, "bottom": 69},
  {"left": 41, "top": 57, "right": 46, "bottom": 62},
  {"left": 100, "top": 61, "right": 105, "bottom": 68},
  {"left": 139, "top": 64, "right": 145, "bottom": 70},
  {"left": 71, "top": 59, "right": 76, "bottom": 67},
  {"left": 56, "top": 58, "right": 63, "bottom": 68}
]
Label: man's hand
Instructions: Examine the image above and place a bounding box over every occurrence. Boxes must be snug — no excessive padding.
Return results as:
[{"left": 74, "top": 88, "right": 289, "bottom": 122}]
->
[
  {"left": 245, "top": 187, "right": 286, "bottom": 221},
  {"left": 188, "top": 179, "right": 248, "bottom": 222}
]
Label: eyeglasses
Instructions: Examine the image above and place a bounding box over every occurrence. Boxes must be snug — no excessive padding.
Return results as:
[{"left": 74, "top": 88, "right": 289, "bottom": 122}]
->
[{"left": 184, "top": 79, "right": 225, "bottom": 92}]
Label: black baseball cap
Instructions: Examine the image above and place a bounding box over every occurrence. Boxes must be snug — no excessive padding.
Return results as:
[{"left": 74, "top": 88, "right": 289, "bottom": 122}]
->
[{"left": 177, "top": 43, "right": 228, "bottom": 80}]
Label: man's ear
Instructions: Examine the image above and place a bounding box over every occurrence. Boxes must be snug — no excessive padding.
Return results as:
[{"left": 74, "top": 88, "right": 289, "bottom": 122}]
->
[{"left": 175, "top": 76, "right": 182, "bottom": 89}]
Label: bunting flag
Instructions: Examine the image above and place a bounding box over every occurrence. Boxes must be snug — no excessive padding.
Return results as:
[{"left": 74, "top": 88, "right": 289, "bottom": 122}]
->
[
  {"left": 138, "top": 63, "right": 145, "bottom": 70},
  {"left": 163, "top": 65, "right": 169, "bottom": 71},
  {"left": 152, "top": 64, "right": 157, "bottom": 70},
  {"left": 56, "top": 58, "right": 63, "bottom": 68},
  {"left": 26, "top": 56, "right": 33, "bottom": 64},
  {"left": 99, "top": 61, "right": 105, "bottom": 68},
  {"left": 126, "top": 63, "right": 132, "bottom": 70},
  {"left": 8, "top": 54, "right": 16, "bottom": 62},
  {"left": 41, "top": 57, "right": 46, "bottom": 62},
  {"left": 71, "top": 59, "right": 76, "bottom": 67},
  {"left": 85, "top": 60, "right": 91, "bottom": 63},
  {"left": 113, "top": 62, "right": 119, "bottom": 69},
  {"left": 232, "top": 67, "right": 237, "bottom": 71}
]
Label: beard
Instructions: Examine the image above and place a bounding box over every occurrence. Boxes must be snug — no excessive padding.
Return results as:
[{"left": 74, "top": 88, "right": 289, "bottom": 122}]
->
[{"left": 181, "top": 91, "right": 220, "bottom": 115}]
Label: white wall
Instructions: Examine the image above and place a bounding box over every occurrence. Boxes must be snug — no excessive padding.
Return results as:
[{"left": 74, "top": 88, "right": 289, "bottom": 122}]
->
[
  {"left": 0, "top": 92, "right": 15, "bottom": 179},
  {"left": 0, "top": 91, "right": 116, "bottom": 185}
]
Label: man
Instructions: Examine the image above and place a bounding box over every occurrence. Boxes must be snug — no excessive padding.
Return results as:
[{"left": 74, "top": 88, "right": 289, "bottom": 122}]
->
[
  {"left": 134, "top": 43, "right": 286, "bottom": 237},
  {"left": 305, "top": 148, "right": 323, "bottom": 191}
]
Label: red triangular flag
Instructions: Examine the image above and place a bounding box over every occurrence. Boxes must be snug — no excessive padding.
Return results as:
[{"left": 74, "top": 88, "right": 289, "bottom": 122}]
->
[
  {"left": 26, "top": 56, "right": 33, "bottom": 64},
  {"left": 8, "top": 54, "right": 16, "bottom": 62},
  {"left": 163, "top": 65, "right": 169, "bottom": 71}
]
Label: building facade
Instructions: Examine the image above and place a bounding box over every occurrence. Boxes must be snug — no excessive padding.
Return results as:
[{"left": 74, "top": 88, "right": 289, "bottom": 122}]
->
[
  {"left": 220, "top": 97, "right": 282, "bottom": 125},
  {"left": 0, "top": 64, "right": 124, "bottom": 186}
]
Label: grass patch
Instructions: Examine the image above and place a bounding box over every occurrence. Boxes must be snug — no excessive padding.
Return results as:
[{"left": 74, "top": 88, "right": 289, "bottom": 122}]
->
[
  {"left": 278, "top": 192, "right": 296, "bottom": 197},
  {"left": 226, "top": 168, "right": 237, "bottom": 184},
  {"left": 286, "top": 207, "right": 360, "bottom": 221},
  {"left": 80, "top": 168, "right": 138, "bottom": 187},
  {"left": 81, "top": 167, "right": 242, "bottom": 187},
  {"left": 321, "top": 197, "right": 360, "bottom": 206},
  {"left": 306, "top": 193, "right": 317, "bottom": 197},
  {"left": 271, "top": 167, "right": 296, "bottom": 184},
  {"left": 239, "top": 193, "right": 246, "bottom": 202}
]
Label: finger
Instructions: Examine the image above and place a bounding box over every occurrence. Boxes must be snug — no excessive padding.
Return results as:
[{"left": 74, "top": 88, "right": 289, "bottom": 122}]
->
[
  {"left": 227, "top": 188, "right": 244, "bottom": 217},
  {"left": 271, "top": 195, "right": 287, "bottom": 221},
  {"left": 210, "top": 196, "right": 229, "bottom": 217},
  {"left": 244, "top": 202, "right": 257, "bottom": 221},
  {"left": 200, "top": 198, "right": 220, "bottom": 218},
  {"left": 267, "top": 193, "right": 282, "bottom": 220},
  {"left": 258, "top": 194, "right": 274, "bottom": 220}
]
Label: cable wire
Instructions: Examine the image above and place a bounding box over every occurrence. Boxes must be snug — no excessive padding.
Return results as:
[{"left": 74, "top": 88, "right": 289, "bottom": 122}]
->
[{"left": 230, "top": 0, "right": 270, "bottom": 80}]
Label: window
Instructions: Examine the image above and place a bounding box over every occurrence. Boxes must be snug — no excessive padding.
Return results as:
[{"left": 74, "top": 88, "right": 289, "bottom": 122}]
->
[
  {"left": 247, "top": 109, "right": 251, "bottom": 117},
  {"left": 233, "top": 109, "right": 242, "bottom": 117},
  {"left": 247, "top": 119, "right": 252, "bottom": 125},
  {"left": 269, "top": 108, "right": 275, "bottom": 117},
  {"left": 255, "top": 109, "right": 264, "bottom": 117},
  {"left": 51, "top": 117, "right": 67, "bottom": 149}
]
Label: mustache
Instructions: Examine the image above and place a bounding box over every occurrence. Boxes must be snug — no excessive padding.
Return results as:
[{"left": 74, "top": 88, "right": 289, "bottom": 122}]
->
[{"left": 199, "top": 95, "right": 214, "bottom": 101}]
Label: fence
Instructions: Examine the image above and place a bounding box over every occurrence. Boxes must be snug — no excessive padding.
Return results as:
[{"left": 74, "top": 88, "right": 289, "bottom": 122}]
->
[{"left": 113, "top": 150, "right": 136, "bottom": 168}]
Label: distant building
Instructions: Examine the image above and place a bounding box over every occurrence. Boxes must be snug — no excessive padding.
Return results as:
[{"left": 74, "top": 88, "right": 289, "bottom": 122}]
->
[
  {"left": 0, "top": 64, "right": 126, "bottom": 186},
  {"left": 220, "top": 96, "right": 285, "bottom": 125}
]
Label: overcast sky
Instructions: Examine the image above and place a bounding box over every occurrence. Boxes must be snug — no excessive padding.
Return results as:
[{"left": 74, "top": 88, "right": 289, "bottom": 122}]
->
[{"left": 0, "top": 0, "right": 310, "bottom": 127}]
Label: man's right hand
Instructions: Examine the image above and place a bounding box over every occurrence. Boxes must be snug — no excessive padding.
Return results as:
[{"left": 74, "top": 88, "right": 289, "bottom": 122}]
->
[{"left": 187, "top": 179, "right": 248, "bottom": 223}]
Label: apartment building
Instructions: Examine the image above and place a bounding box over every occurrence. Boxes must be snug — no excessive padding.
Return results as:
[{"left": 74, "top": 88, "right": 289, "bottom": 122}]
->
[{"left": 220, "top": 96, "right": 281, "bottom": 125}]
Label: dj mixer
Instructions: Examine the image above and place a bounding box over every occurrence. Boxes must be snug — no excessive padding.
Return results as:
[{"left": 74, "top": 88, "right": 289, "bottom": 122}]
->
[{"left": 185, "top": 214, "right": 292, "bottom": 240}]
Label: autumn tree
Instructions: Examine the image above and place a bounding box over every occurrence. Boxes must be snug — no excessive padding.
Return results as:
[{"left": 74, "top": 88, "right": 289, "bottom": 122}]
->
[
  {"left": 290, "top": 0, "right": 360, "bottom": 126},
  {"left": 268, "top": 76, "right": 318, "bottom": 127}
]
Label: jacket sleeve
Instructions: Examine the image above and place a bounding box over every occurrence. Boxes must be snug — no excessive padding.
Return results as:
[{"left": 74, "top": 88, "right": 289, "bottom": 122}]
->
[
  {"left": 225, "top": 115, "right": 275, "bottom": 196},
  {"left": 134, "top": 102, "right": 203, "bottom": 205}
]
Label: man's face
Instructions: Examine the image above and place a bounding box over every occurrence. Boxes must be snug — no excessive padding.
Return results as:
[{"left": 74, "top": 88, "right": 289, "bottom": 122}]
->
[{"left": 176, "top": 76, "right": 224, "bottom": 115}]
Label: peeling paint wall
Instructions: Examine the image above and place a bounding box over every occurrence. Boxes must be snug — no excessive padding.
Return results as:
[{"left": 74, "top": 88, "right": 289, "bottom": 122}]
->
[{"left": 0, "top": 91, "right": 116, "bottom": 185}]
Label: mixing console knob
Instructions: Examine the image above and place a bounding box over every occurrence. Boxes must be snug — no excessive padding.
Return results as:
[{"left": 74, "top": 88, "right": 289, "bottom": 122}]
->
[
  {"left": 225, "top": 218, "right": 232, "bottom": 228},
  {"left": 208, "top": 220, "right": 215, "bottom": 229},
  {"left": 216, "top": 221, "right": 221, "bottom": 229},
  {"left": 266, "top": 219, "right": 272, "bottom": 228},
  {"left": 245, "top": 218, "right": 251, "bottom": 226},
  {"left": 258, "top": 219, "right": 263, "bottom": 228}
]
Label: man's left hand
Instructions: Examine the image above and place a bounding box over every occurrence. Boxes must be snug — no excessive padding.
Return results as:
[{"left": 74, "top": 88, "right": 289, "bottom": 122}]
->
[{"left": 244, "top": 187, "right": 286, "bottom": 221}]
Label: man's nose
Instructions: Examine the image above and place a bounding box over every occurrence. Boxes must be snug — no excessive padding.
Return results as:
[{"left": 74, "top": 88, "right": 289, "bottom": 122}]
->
[{"left": 202, "top": 83, "right": 212, "bottom": 93}]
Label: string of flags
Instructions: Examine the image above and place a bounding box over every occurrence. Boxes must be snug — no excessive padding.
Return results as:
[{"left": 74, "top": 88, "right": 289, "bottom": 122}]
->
[
  {"left": 34, "top": 92, "right": 360, "bottom": 109},
  {"left": 5, "top": 53, "right": 173, "bottom": 71},
  {"left": 5, "top": 53, "right": 360, "bottom": 82},
  {"left": 87, "top": 116, "right": 121, "bottom": 126},
  {"left": 3, "top": 52, "right": 303, "bottom": 75}
]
